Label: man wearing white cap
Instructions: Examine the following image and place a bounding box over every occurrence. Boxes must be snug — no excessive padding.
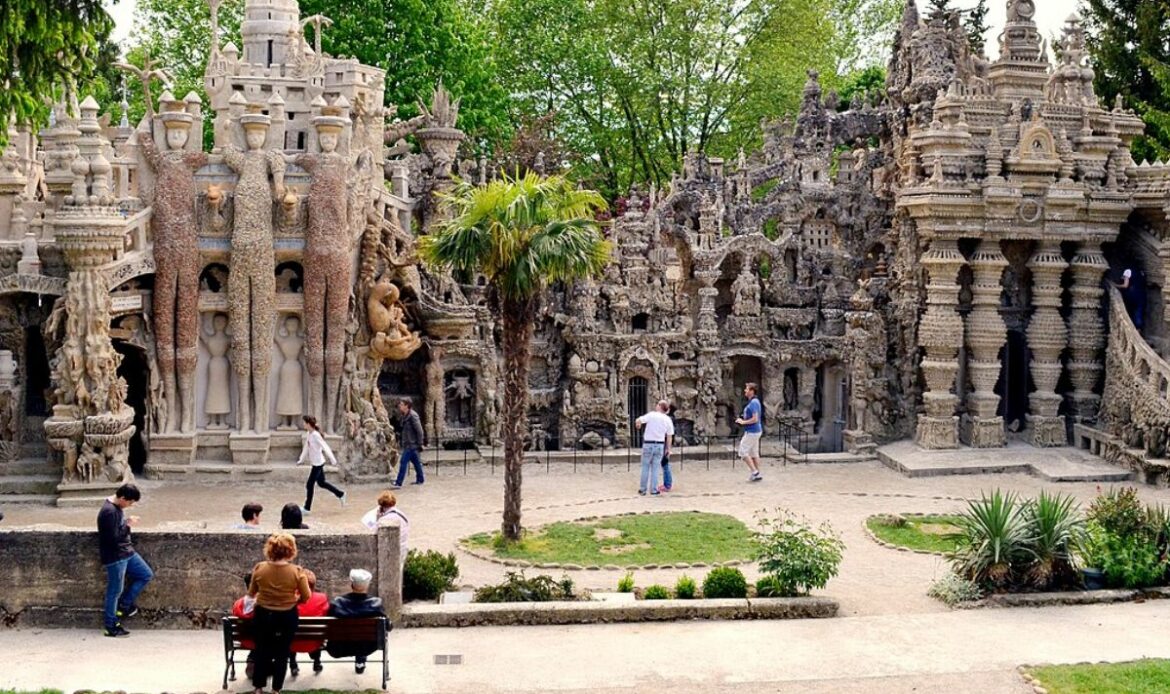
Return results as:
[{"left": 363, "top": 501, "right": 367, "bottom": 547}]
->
[{"left": 327, "top": 569, "right": 386, "bottom": 674}]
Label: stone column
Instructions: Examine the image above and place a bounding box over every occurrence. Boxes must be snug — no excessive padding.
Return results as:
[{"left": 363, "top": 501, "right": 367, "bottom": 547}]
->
[
  {"left": 695, "top": 269, "right": 721, "bottom": 435},
  {"left": 916, "top": 238, "right": 965, "bottom": 449},
  {"left": 1027, "top": 240, "right": 1069, "bottom": 446},
  {"left": 962, "top": 241, "right": 1008, "bottom": 447},
  {"left": 1066, "top": 244, "right": 1108, "bottom": 424}
]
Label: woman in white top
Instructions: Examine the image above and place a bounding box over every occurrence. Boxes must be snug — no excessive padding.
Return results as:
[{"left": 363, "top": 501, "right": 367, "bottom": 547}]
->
[
  {"left": 298, "top": 415, "right": 346, "bottom": 513},
  {"left": 361, "top": 490, "right": 410, "bottom": 566}
]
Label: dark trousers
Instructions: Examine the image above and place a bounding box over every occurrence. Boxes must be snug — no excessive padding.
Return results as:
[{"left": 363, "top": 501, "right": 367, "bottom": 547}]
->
[
  {"left": 395, "top": 447, "right": 424, "bottom": 486},
  {"left": 304, "top": 464, "right": 344, "bottom": 511},
  {"left": 252, "top": 605, "right": 298, "bottom": 691}
]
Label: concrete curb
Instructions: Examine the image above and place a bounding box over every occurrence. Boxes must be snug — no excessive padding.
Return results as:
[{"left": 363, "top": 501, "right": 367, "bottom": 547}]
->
[
  {"left": 398, "top": 596, "right": 838, "bottom": 628},
  {"left": 958, "top": 586, "right": 1170, "bottom": 610}
]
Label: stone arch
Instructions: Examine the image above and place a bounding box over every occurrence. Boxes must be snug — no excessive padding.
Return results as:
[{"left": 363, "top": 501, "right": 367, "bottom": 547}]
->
[
  {"left": 199, "top": 263, "right": 230, "bottom": 293},
  {"left": 275, "top": 261, "right": 304, "bottom": 293}
]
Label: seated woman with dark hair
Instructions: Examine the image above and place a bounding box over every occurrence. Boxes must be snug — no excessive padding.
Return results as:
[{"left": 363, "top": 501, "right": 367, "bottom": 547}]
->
[{"left": 280, "top": 502, "right": 309, "bottom": 530}]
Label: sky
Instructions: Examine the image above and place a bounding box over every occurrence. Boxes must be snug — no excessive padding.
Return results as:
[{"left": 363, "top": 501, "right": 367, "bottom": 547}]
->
[{"left": 104, "top": 0, "right": 1084, "bottom": 58}]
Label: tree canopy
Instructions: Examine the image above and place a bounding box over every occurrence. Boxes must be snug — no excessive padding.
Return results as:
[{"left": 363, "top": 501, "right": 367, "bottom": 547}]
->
[
  {"left": 1083, "top": 0, "right": 1170, "bottom": 162},
  {"left": 0, "top": 0, "right": 114, "bottom": 143}
]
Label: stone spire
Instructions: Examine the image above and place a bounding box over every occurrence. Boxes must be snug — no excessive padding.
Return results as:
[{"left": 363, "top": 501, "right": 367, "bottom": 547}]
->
[
  {"left": 241, "top": 0, "right": 303, "bottom": 67},
  {"left": 988, "top": 0, "right": 1047, "bottom": 100}
]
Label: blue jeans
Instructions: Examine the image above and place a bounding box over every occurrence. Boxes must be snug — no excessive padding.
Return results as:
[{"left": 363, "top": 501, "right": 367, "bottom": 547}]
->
[
  {"left": 395, "top": 447, "right": 424, "bottom": 486},
  {"left": 661, "top": 457, "right": 672, "bottom": 490},
  {"left": 103, "top": 552, "right": 153, "bottom": 628},
  {"left": 639, "top": 443, "right": 664, "bottom": 494}
]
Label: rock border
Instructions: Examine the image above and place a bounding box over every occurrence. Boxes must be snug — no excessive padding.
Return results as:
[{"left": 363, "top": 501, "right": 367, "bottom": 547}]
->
[
  {"left": 399, "top": 596, "right": 838, "bottom": 628},
  {"left": 1016, "top": 660, "right": 1154, "bottom": 694},
  {"left": 953, "top": 586, "right": 1170, "bottom": 610},
  {"left": 861, "top": 512, "right": 961, "bottom": 557},
  {"left": 457, "top": 509, "right": 750, "bottom": 571}
]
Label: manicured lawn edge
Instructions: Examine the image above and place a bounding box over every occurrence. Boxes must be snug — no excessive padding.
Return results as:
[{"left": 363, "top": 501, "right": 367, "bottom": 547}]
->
[
  {"left": 399, "top": 596, "right": 838, "bottom": 628},
  {"left": 861, "top": 513, "right": 961, "bottom": 556},
  {"left": 1019, "top": 659, "right": 1170, "bottom": 694}
]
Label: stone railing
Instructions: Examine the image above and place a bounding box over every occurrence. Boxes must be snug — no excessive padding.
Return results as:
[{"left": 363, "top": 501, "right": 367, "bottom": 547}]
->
[{"left": 1095, "top": 285, "right": 1170, "bottom": 477}]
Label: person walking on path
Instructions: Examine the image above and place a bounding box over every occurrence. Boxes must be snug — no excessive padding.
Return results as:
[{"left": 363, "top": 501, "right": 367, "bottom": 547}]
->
[
  {"left": 736, "top": 382, "right": 764, "bottom": 482},
  {"left": 298, "top": 415, "right": 345, "bottom": 513},
  {"left": 392, "top": 399, "right": 425, "bottom": 489},
  {"left": 248, "top": 532, "right": 311, "bottom": 694},
  {"left": 98, "top": 483, "right": 153, "bottom": 637},
  {"left": 634, "top": 399, "right": 674, "bottom": 496}
]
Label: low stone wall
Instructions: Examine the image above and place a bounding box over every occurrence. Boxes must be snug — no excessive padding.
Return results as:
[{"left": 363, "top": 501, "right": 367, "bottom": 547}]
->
[
  {"left": 399, "top": 597, "right": 838, "bottom": 628},
  {"left": 0, "top": 525, "right": 401, "bottom": 629}
]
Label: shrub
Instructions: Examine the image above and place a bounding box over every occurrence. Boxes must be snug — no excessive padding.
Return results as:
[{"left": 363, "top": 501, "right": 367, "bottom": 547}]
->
[
  {"left": 1087, "top": 487, "right": 1145, "bottom": 537},
  {"left": 755, "top": 575, "right": 786, "bottom": 597},
  {"left": 643, "top": 584, "right": 670, "bottom": 600},
  {"left": 751, "top": 509, "right": 845, "bottom": 597},
  {"left": 951, "top": 490, "right": 1032, "bottom": 589},
  {"left": 1081, "top": 522, "right": 1168, "bottom": 589},
  {"left": 674, "top": 575, "right": 697, "bottom": 600},
  {"left": 702, "top": 567, "right": 748, "bottom": 598},
  {"left": 473, "top": 572, "right": 576, "bottom": 603},
  {"left": 402, "top": 549, "right": 459, "bottom": 601},
  {"left": 927, "top": 572, "right": 984, "bottom": 606},
  {"left": 617, "top": 572, "right": 635, "bottom": 593},
  {"left": 1023, "top": 491, "right": 1084, "bottom": 589}
]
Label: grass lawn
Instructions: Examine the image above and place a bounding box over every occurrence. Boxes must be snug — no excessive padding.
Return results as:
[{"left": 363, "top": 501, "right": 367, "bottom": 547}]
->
[
  {"left": 1027, "top": 659, "right": 1170, "bottom": 693},
  {"left": 866, "top": 514, "right": 963, "bottom": 554},
  {"left": 464, "top": 511, "right": 754, "bottom": 566}
]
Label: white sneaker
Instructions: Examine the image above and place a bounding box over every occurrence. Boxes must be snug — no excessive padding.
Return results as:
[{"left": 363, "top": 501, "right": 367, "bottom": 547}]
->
[
  {"left": 339, "top": 492, "right": 348, "bottom": 507},
  {"left": 301, "top": 506, "right": 312, "bottom": 515}
]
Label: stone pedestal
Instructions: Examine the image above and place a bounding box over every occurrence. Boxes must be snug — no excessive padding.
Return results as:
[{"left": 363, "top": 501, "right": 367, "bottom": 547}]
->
[
  {"left": 149, "top": 433, "right": 197, "bottom": 466},
  {"left": 229, "top": 432, "right": 271, "bottom": 466},
  {"left": 961, "top": 413, "right": 1007, "bottom": 448},
  {"left": 843, "top": 429, "right": 877, "bottom": 455},
  {"left": 916, "top": 414, "right": 960, "bottom": 449},
  {"left": 1028, "top": 413, "right": 1068, "bottom": 448}
]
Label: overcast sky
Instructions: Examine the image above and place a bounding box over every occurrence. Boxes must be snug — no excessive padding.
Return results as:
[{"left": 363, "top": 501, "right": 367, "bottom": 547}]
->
[{"left": 104, "top": 0, "right": 1085, "bottom": 59}]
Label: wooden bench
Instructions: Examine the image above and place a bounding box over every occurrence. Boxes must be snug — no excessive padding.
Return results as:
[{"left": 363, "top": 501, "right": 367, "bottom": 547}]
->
[{"left": 222, "top": 615, "right": 391, "bottom": 690}]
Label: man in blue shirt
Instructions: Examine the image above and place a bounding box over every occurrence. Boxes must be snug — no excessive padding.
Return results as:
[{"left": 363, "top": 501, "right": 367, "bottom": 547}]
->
[{"left": 734, "top": 382, "right": 764, "bottom": 482}]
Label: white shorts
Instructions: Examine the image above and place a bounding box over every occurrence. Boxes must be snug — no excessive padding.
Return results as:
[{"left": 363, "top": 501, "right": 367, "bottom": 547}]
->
[{"left": 738, "top": 432, "right": 762, "bottom": 459}]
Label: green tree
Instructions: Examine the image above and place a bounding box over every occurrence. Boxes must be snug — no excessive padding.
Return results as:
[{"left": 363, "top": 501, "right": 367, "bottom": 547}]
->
[
  {"left": 0, "top": 0, "right": 114, "bottom": 142},
  {"left": 963, "top": 0, "right": 991, "bottom": 54},
  {"left": 418, "top": 173, "right": 610, "bottom": 541},
  {"left": 1083, "top": 0, "right": 1170, "bottom": 162},
  {"left": 492, "top": 0, "right": 900, "bottom": 198}
]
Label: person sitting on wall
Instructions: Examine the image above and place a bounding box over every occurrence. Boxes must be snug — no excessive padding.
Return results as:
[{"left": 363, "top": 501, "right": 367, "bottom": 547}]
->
[
  {"left": 326, "top": 569, "right": 386, "bottom": 674},
  {"left": 280, "top": 502, "right": 309, "bottom": 530},
  {"left": 235, "top": 502, "right": 264, "bottom": 530},
  {"left": 362, "top": 491, "right": 410, "bottom": 567},
  {"left": 288, "top": 568, "right": 329, "bottom": 677}
]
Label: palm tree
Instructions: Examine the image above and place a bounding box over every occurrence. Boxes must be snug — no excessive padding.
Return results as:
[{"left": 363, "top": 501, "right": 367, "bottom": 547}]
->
[{"left": 419, "top": 172, "right": 610, "bottom": 541}]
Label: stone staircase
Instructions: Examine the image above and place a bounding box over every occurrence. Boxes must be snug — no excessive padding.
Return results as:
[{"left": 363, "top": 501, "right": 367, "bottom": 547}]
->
[{"left": 0, "top": 442, "right": 59, "bottom": 504}]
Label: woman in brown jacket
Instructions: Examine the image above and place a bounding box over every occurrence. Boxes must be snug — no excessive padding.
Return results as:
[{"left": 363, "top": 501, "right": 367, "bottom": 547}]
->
[{"left": 248, "top": 532, "right": 310, "bottom": 694}]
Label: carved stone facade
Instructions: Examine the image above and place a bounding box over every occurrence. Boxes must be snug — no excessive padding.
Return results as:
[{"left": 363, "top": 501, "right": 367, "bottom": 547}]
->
[{"left": 3, "top": 0, "right": 1170, "bottom": 500}]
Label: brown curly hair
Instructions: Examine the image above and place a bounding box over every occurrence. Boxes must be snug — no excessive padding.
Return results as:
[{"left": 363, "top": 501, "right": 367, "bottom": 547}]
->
[{"left": 264, "top": 532, "right": 298, "bottom": 561}]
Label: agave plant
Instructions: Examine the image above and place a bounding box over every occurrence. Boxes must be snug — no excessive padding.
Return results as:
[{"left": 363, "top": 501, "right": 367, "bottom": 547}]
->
[
  {"left": 950, "top": 490, "right": 1033, "bottom": 589},
  {"left": 1023, "top": 491, "right": 1085, "bottom": 589}
]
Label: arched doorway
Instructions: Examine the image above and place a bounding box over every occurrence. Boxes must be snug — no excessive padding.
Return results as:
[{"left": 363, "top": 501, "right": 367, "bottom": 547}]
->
[
  {"left": 627, "top": 376, "right": 648, "bottom": 446},
  {"left": 114, "top": 343, "right": 149, "bottom": 474}
]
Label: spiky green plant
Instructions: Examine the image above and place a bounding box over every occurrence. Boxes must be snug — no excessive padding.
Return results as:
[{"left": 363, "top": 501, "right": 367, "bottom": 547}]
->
[
  {"left": 1023, "top": 491, "right": 1085, "bottom": 589},
  {"left": 950, "top": 490, "right": 1033, "bottom": 589},
  {"left": 419, "top": 172, "right": 610, "bottom": 541}
]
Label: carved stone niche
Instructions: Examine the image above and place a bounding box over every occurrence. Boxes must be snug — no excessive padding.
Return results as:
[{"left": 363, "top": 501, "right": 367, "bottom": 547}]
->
[{"left": 443, "top": 367, "right": 476, "bottom": 430}]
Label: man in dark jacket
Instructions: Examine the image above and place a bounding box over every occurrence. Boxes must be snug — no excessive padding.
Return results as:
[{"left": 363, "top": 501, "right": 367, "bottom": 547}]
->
[
  {"left": 392, "top": 399, "right": 425, "bottom": 488},
  {"left": 97, "top": 483, "right": 154, "bottom": 637},
  {"left": 327, "top": 568, "right": 386, "bottom": 673}
]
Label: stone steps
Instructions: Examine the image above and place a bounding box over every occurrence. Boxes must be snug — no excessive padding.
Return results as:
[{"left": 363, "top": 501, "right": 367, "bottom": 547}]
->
[
  {"left": 0, "top": 474, "right": 60, "bottom": 495},
  {"left": 877, "top": 440, "right": 1135, "bottom": 483},
  {"left": 0, "top": 492, "right": 57, "bottom": 505}
]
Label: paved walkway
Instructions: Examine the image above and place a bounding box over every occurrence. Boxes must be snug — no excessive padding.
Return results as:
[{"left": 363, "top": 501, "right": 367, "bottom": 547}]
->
[
  {"left": 7, "top": 458, "right": 1170, "bottom": 618},
  {"left": 3, "top": 602, "right": 1169, "bottom": 692}
]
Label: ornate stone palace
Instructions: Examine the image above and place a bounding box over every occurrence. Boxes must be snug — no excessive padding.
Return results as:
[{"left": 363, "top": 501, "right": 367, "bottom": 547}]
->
[{"left": 1, "top": 0, "right": 1170, "bottom": 502}]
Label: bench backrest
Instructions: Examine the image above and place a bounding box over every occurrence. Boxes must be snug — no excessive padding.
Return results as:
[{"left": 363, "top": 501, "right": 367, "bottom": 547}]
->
[{"left": 223, "top": 616, "right": 388, "bottom": 649}]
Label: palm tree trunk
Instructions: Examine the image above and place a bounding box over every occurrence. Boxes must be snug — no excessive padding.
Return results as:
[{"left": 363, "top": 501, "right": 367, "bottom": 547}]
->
[{"left": 500, "top": 295, "right": 534, "bottom": 541}]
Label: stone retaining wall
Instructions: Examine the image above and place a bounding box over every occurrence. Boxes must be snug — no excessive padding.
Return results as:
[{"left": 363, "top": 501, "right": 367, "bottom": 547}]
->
[{"left": 0, "top": 525, "right": 402, "bottom": 628}]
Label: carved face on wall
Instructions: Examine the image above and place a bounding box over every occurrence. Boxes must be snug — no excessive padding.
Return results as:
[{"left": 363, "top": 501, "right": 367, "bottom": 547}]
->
[
  {"left": 165, "top": 126, "right": 190, "bottom": 151},
  {"left": 213, "top": 313, "right": 228, "bottom": 331},
  {"left": 244, "top": 126, "right": 267, "bottom": 151},
  {"left": 318, "top": 130, "right": 339, "bottom": 153},
  {"left": 284, "top": 315, "right": 301, "bottom": 333}
]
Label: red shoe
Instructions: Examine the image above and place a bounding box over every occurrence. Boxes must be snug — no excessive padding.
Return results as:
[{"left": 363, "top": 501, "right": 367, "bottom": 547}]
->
[{"left": 657, "top": 485, "right": 670, "bottom": 493}]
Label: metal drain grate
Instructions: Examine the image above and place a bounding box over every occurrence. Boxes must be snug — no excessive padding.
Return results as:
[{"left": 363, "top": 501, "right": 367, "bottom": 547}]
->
[{"left": 434, "top": 654, "right": 463, "bottom": 665}]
